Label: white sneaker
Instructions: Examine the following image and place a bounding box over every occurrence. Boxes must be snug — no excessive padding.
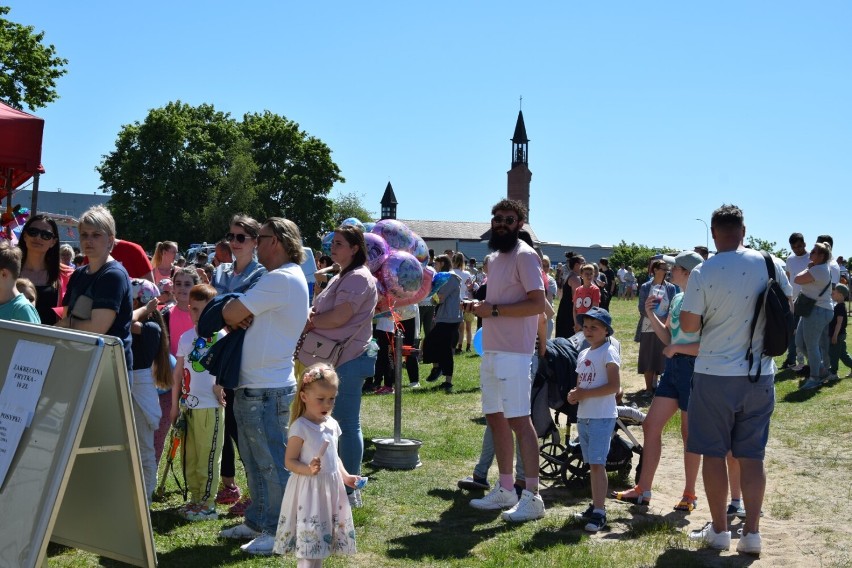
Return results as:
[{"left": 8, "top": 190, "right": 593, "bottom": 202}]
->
[
  {"left": 688, "top": 522, "right": 731, "bottom": 550},
  {"left": 348, "top": 489, "right": 363, "bottom": 508},
  {"left": 240, "top": 533, "right": 275, "bottom": 555},
  {"left": 501, "top": 490, "right": 545, "bottom": 522},
  {"left": 737, "top": 531, "right": 762, "bottom": 555},
  {"left": 219, "top": 523, "right": 261, "bottom": 540},
  {"left": 470, "top": 485, "right": 518, "bottom": 510}
]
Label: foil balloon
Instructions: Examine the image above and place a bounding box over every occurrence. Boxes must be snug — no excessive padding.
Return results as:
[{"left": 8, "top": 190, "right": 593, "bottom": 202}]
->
[
  {"left": 340, "top": 217, "right": 365, "bottom": 232},
  {"left": 379, "top": 250, "right": 423, "bottom": 301},
  {"left": 430, "top": 271, "right": 453, "bottom": 297},
  {"left": 370, "top": 219, "right": 416, "bottom": 253},
  {"left": 364, "top": 232, "right": 390, "bottom": 273},
  {"left": 321, "top": 231, "right": 334, "bottom": 256},
  {"left": 412, "top": 234, "right": 429, "bottom": 266},
  {"left": 363, "top": 222, "right": 376, "bottom": 233}
]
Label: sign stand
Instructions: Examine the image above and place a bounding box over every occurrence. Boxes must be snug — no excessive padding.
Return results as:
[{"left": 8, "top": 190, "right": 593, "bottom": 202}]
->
[{"left": 0, "top": 320, "right": 156, "bottom": 567}]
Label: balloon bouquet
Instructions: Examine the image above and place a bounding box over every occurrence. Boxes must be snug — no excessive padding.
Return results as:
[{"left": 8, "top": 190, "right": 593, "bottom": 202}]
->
[{"left": 1, "top": 205, "right": 30, "bottom": 244}]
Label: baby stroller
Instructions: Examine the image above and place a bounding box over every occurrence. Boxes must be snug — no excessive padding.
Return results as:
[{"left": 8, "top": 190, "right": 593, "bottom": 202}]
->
[{"left": 536, "top": 334, "right": 645, "bottom": 487}]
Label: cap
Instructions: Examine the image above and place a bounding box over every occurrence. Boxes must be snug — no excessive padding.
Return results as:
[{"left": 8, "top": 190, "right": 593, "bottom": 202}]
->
[
  {"left": 661, "top": 250, "right": 703, "bottom": 272},
  {"left": 576, "top": 307, "right": 614, "bottom": 336},
  {"left": 131, "top": 278, "right": 160, "bottom": 305}
]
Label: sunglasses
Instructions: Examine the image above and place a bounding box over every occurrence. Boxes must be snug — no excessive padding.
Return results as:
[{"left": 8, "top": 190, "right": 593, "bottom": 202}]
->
[
  {"left": 225, "top": 232, "right": 254, "bottom": 243},
  {"left": 25, "top": 227, "right": 56, "bottom": 241},
  {"left": 492, "top": 215, "right": 517, "bottom": 225}
]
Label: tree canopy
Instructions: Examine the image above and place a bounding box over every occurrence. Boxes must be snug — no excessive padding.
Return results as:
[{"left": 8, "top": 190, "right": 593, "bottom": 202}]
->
[
  {"left": 328, "top": 191, "right": 375, "bottom": 231},
  {"left": 97, "top": 101, "right": 344, "bottom": 250},
  {"left": 0, "top": 6, "right": 67, "bottom": 110}
]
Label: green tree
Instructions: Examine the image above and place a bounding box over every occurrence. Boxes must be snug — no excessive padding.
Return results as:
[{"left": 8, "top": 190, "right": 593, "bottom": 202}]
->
[
  {"left": 609, "top": 240, "right": 661, "bottom": 280},
  {"left": 0, "top": 6, "right": 67, "bottom": 109},
  {"left": 98, "top": 102, "right": 343, "bottom": 250},
  {"left": 328, "top": 191, "right": 375, "bottom": 231},
  {"left": 747, "top": 236, "right": 789, "bottom": 259}
]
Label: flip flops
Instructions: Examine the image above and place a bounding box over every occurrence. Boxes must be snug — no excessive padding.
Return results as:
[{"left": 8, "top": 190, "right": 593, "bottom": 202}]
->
[{"left": 611, "top": 485, "right": 652, "bottom": 505}]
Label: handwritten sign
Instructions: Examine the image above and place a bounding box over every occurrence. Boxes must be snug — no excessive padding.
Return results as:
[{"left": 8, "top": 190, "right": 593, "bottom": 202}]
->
[
  {"left": 0, "top": 340, "right": 55, "bottom": 427},
  {"left": 0, "top": 406, "right": 27, "bottom": 489}
]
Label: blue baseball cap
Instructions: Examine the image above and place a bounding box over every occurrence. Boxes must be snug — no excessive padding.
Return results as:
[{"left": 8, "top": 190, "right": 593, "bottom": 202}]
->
[{"left": 576, "top": 307, "right": 614, "bottom": 336}]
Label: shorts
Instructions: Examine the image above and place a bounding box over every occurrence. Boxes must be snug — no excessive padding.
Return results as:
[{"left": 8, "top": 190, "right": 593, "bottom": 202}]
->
[
  {"left": 463, "top": 311, "right": 475, "bottom": 324},
  {"left": 577, "top": 417, "right": 616, "bottom": 465},
  {"left": 686, "top": 372, "right": 775, "bottom": 460},
  {"left": 654, "top": 354, "right": 695, "bottom": 411},
  {"left": 480, "top": 351, "right": 532, "bottom": 419}
]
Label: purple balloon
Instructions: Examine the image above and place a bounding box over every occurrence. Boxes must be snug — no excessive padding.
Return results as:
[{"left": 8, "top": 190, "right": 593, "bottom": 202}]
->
[
  {"left": 364, "top": 232, "right": 390, "bottom": 273},
  {"left": 371, "top": 219, "right": 416, "bottom": 253},
  {"left": 412, "top": 234, "right": 429, "bottom": 266},
  {"left": 380, "top": 251, "right": 423, "bottom": 301}
]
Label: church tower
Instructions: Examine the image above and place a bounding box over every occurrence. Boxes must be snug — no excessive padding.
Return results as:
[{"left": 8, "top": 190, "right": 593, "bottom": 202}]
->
[
  {"left": 380, "top": 181, "right": 398, "bottom": 220},
  {"left": 507, "top": 110, "right": 532, "bottom": 219}
]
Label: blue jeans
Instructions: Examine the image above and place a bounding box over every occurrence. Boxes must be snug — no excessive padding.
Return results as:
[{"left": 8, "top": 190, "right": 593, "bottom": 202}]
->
[
  {"left": 234, "top": 385, "right": 295, "bottom": 534},
  {"left": 332, "top": 352, "right": 376, "bottom": 482},
  {"left": 786, "top": 314, "right": 801, "bottom": 364},
  {"left": 796, "top": 306, "right": 833, "bottom": 379}
]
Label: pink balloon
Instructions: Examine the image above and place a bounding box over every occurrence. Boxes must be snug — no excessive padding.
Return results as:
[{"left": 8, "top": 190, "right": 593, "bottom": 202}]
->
[
  {"left": 379, "top": 250, "right": 423, "bottom": 302},
  {"left": 395, "top": 265, "right": 435, "bottom": 308},
  {"left": 364, "top": 232, "right": 390, "bottom": 273},
  {"left": 371, "top": 219, "right": 416, "bottom": 253}
]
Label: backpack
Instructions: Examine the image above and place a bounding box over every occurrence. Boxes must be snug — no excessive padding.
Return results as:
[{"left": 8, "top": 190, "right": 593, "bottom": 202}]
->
[{"left": 746, "top": 251, "right": 793, "bottom": 379}]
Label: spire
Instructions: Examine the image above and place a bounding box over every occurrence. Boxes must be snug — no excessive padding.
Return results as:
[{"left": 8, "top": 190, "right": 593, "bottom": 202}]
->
[
  {"left": 512, "top": 110, "right": 528, "bottom": 144},
  {"left": 380, "top": 182, "right": 397, "bottom": 220}
]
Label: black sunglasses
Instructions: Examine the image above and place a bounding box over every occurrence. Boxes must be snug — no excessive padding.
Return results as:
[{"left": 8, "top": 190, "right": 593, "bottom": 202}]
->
[
  {"left": 25, "top": 227, "right": 56, "bottom": 241},
  {"left": 492, "top": 215, "right": 517, "bottom": 225},
  {"left": 225, "top": 232, "right": 254, "bottom": 243}
]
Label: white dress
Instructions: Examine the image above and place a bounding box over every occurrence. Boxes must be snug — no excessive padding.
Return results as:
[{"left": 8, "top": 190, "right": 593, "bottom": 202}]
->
[{"left": 273, "top": 416, "right": 356, "bottom": 559}]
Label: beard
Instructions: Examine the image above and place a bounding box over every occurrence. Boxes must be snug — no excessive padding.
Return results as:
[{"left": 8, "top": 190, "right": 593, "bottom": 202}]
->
[{"left": 488, "top": 225, "right": 520, "bottom": 253}]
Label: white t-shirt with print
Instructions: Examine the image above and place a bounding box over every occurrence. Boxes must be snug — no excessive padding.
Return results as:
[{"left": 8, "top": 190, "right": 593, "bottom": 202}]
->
[
  {"left": 177, "top": 327, "right": 227, "bottom": 410},
  {"left": 576, "top": 340, "right": 620, "bottom": 419}
]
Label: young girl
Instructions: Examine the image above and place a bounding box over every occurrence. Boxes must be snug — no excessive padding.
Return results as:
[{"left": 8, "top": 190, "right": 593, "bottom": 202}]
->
[
  {"left": 274, "top": 364, "right": 359, "bottom": 567},
  {"left": 129, "top": 278, "right": 171, "bottom": 506}
]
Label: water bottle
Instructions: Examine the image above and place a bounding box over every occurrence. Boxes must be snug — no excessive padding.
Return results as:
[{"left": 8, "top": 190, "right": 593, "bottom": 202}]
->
[
  {"left": 652, "top": 284, "right": 667, "bottom": 317},
  {"left": 366, "top": 338, "right": 379, "bottom": 357}
]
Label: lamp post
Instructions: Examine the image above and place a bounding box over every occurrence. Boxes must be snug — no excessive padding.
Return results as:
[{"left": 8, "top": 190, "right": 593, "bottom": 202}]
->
[{"left": 696, "top": 218, "right": 709, "bottom": 249}]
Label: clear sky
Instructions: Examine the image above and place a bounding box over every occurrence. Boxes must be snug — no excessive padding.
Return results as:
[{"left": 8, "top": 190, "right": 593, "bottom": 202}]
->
[{"left": 11, "top": 1, "right": 852, "bottom": 255}]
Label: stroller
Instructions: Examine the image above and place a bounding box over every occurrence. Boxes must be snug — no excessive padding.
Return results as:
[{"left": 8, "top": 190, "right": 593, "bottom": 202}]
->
[{"left": 535, "top": 334, "right": 645, "bottom": 487}]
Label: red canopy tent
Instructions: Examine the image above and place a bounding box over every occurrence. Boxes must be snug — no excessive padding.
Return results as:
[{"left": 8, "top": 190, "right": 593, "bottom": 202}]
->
[{"left": 0, "top": 100, "right": 45, "bottom": 202}]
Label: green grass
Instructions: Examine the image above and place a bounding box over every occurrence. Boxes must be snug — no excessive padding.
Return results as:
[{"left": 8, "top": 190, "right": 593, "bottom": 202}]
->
[{"left": 47, "top": 298, "right": 852, "bottom": 567}]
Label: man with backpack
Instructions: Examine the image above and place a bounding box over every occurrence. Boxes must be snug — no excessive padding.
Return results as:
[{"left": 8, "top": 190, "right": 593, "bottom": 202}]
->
[{"left": 679, "top": 204, "right": 791, "bottom": 556}]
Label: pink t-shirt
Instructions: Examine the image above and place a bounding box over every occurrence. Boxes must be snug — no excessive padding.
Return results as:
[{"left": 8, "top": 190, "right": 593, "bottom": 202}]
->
[
  {"left": 310, "top": 265, "right": 377, "bottom": 365},
  {"left": 483, "top": 240, "right": 544, "bottom": 354},
  {"left": 167, "top": 305, "right": 194, "bottom": 356}
]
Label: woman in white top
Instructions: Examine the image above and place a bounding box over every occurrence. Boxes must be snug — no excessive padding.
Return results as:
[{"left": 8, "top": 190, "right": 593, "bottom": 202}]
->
[{"left": 451, "top": 252, "right": 474, "bottom": 353}]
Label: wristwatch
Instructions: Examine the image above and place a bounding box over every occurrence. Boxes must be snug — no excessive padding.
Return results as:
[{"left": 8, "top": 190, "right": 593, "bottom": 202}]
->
[{"left": 491, "top": 305, "right": 499, "bottom": 317}]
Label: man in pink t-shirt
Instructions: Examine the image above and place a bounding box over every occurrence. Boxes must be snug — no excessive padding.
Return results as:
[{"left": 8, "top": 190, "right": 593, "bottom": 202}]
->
[{"left": 467, "top": 199, "right": 547, "bottom": 523}]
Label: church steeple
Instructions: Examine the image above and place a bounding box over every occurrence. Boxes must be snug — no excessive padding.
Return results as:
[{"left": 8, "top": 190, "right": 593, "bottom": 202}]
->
[
  {"left": 507, "top": 109, "right": 532, "bottom": 219},
  {"left": 380, "top": 181, "right": 398, "bottom": 220}
]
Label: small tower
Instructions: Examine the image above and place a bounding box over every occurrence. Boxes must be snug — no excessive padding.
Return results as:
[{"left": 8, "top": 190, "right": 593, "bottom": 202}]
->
[
  {"left": 507, "top": 110, "right": 532, "bottom": 219},
  {"left": 380, "top": 181, "right": 398, "bottom": 220}
]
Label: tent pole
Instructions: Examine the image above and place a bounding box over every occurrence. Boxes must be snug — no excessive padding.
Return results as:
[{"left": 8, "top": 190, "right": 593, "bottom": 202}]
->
[{"left": 31, "top": 172, "right": 39, "bottom": 215}]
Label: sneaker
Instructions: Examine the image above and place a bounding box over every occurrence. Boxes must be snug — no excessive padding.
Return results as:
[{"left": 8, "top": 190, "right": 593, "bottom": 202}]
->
[
  {"left": 215, "top": 485, "right": 241, "bottom": 505},
  {"left": 584, "top": 511, "right": 607, "bottom": 532},
  {"left": 425, "top": 368, "right": 442, "bottom": 382},
  {"left": 240, "top": 533, "right": 275, "bottom": 555},
  {"left": 688, "top": 522, "right": 731, "bottom": 550},
  {"left": 824, "top": 373, "right": 839, "bottom": 383},
  {"left": 470, "top": 486, "right": 519, "bottom": 510},
  {"left": 375, "top": 386, "right": 394, "bottom": 395},
  {"left": 437, "top": 382, "right": 453, "bottom": 392},
  {"left": 409, "top": 381, "right": 420, "bottom": 389},
  {"left": 737, "top": 531, "right": 762, "bottom": 555},
  {"left": 780, "top": 360, "right": 794, "bottom": 370},
  {"left": 228, "top": 497, "right": 252, "bottom": 516},
  {"left": 458, "top": 475, "right": 490, "bottom": 491},
  {"left": 574, "top": 503, "right": 595, "bottom": 521},
  {"left": 183, "top": 504, "right": 218, "bottom": 521},
  {"left": 501, "top": 490, "right": 545, "bottom": 522},
  {"left": 800, "top": 377, "right": 823, "bottom": 390},
  {"left": 726, "top": 503, "right": 746, "bottom": 519},
  {"left": 219, "top": 522, "right": 261, "bottom": 540},
  {"left": 348, "top": 489, "right": 363, "bottom": 508}
]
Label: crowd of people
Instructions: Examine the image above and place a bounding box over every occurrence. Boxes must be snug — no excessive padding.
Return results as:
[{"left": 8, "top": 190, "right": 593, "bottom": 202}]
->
[{"left": 2, "top": 200, "right": 849, "bottom": 563}]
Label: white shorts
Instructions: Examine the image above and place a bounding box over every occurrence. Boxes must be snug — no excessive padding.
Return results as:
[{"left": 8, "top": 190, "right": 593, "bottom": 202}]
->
[{"left": 480, "top": 351, "right": 532, "bottom": 419}]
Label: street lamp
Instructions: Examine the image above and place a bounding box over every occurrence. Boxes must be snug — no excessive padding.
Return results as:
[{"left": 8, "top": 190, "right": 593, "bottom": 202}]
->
[{"left": 695, "top": 219, "right": 709, "bottom": 249}]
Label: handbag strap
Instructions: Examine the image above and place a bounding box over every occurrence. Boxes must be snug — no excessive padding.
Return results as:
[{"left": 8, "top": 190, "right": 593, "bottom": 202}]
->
[{"left": 746, "top": 251, "right": 775, "bottom": 380}]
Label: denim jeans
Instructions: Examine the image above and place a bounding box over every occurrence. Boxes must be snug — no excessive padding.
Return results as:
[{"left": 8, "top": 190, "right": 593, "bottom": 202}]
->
[
  {"left": 796, "top": 306, "right": 833, "bottom": 379},
  {"left": 234, "top": 385, "right": 295, "bottom": 534},
  {"left": 473, "top": 425, "right": 525, "bottom": 481},
  {"left": 786, "top": 314, "right": 802, "bottom": 364},
  {"left": 332, "top": 351, "right": 376, "bottom": 482}
]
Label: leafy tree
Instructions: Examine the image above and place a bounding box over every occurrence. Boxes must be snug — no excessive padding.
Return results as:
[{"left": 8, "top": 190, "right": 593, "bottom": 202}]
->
[
  {"left": 328, "top": 191, "right": 375, "bottom": 230},
  {"left": 98, "top": 102, "right": 343, "bottom": 250},
  {"left": 609, "top": 240, "right": 661, "bottom": 279},
  {"left": 0, "top": 6, "right": 68, "bottom": 110},
  {"left": 746, "top": 236, "right": 789, "bottom": 259}
]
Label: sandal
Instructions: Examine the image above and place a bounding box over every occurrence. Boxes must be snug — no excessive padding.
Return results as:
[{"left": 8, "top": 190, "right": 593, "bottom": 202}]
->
[
  {"left": 674, "top": 493, "right": 698, "bottom": 512},
  {"left": 611, "top": 485, "right": 652, "bottom": 505}
]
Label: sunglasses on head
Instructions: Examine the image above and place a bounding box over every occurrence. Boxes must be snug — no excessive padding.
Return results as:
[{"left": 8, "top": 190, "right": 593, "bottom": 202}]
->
[
  {"left": 492, "top": 215, "right": 517, "bottom": 225},
  {"left": 225, "top": 232, "right": 254, "bottom": 243},
  {"left": 25, "top": 227, "right": 56, "bottom": 241}
]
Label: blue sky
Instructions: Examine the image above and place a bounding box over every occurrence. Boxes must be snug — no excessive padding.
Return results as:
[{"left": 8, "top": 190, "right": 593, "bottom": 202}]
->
[{"left": 11, "top": 1, "right": 852, "bottom": 256}]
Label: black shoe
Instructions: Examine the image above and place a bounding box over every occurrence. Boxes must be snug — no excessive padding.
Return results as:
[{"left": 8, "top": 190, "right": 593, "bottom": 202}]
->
[
  {"left": 455, "top": 347, "right": 462, "bottom": 355},
  {"left": 465, "top": 344, "right": 471, "bottom": 352},
  {"left": 425, "top": 368, "right": 442, "bottom": 382},
  {"left": 438, "top": 382, "right": 453, "bottom": 392}
]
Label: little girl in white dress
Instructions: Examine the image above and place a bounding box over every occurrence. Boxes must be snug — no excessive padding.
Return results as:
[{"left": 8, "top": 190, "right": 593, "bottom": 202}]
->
[{"left": 273, "top": 363, "right": 360, "bottom": 567}]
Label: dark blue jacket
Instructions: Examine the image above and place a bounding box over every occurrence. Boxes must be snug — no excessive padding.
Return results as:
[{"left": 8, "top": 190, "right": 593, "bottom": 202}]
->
[{"left": 197, "top": 293, "right": 244, "bottom": 389}]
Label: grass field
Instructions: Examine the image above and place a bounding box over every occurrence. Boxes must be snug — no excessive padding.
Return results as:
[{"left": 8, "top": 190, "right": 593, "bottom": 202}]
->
[{"left": 46, "top": 298, "right": 852, "bottom": 567}]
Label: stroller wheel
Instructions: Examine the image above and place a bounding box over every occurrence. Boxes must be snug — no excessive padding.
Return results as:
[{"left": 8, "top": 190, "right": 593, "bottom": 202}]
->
[
  {"left": 539, "top": 442, "right": 566, "bottom": 480},
  {"left": 560, "top": 452, "right": 589, "bottom": 487}
]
